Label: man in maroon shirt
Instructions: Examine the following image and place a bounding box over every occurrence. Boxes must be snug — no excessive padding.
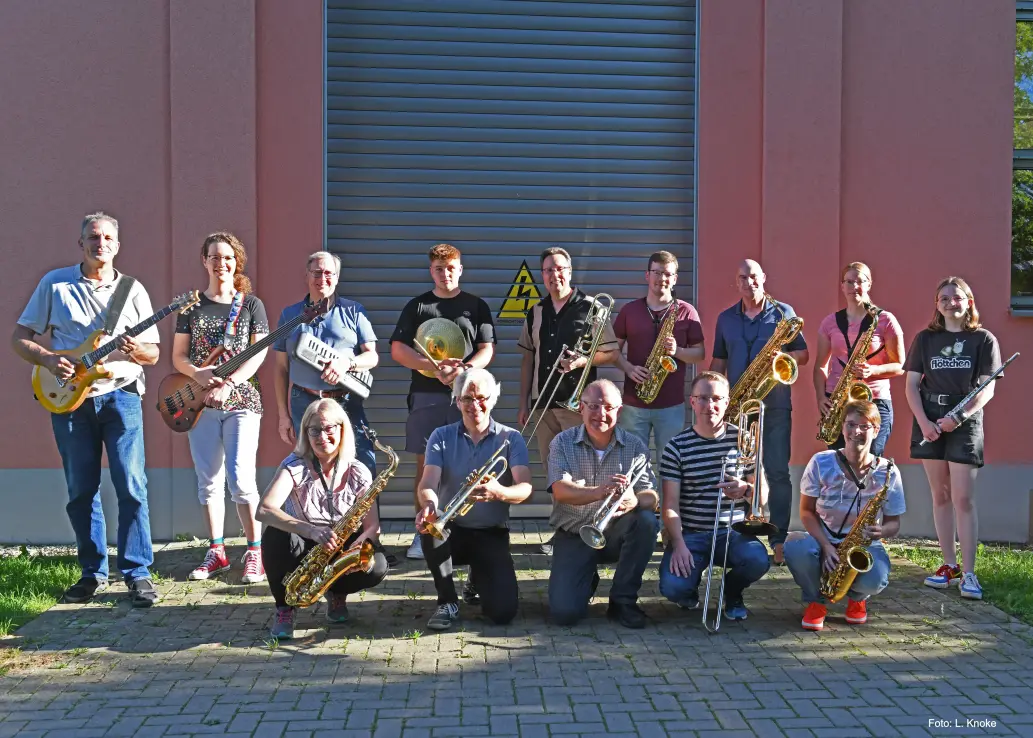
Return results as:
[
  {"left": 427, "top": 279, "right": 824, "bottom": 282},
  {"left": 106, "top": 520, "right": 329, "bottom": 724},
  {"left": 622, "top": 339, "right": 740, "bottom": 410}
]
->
[{"left": 614, "top": 251, "right": 705, "bottom": 467}]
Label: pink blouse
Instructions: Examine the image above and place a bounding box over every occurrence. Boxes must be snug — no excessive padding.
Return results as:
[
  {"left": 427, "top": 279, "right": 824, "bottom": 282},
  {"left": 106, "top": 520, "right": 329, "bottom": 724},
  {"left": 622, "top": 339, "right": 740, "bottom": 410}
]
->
[
  {"left": 279, "top": 454, "right": 372, "bottom": 526},
  {"left": 818, "top": 310, "right": 903, "bottom": 400}
]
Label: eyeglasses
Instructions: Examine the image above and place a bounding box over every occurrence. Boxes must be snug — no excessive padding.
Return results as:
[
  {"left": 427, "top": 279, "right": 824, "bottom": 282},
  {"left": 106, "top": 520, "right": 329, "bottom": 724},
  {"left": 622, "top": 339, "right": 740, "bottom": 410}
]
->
[
  {"left": 691, "top": 394, "right": 728, "bottom": 404},
  {"left": 938, "top": 296, "right": 967, "bottom": 306},
  {"left": 842, "top": 279, "right": 869, "bottom": 287},
  {"left": 308, "top": 269, "right": 336, "bottom": 279},
  {"left": 543, "top": 267, "right": 571, "bottom": 275},
  {"left": 306, "top": 423, "right": 342, "bottom": 438},
  {"left": 649, "top": 270, "right": 677, "bottom": 278},
  {"left": 582, "top": 402, "right": 621, "bottom": 413},
  {"left": 207, "top": 255, "right": 234, "bottom": 262},
  {"left": 844, "top": 421, "right": 876, "bottom": 433},
  {"left": 459, "top": 395, "right": 491, "bottom": 406}
]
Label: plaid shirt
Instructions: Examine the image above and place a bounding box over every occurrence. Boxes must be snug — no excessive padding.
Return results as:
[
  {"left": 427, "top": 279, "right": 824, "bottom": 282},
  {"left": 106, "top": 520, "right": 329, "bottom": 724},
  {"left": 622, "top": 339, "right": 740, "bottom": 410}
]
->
[{"left": 547, "top": 425, "right": 656, "bottom": 533}]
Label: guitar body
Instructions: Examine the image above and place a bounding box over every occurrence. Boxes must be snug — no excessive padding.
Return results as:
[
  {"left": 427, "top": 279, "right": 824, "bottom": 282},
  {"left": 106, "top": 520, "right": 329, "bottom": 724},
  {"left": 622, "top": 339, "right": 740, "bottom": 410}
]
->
[
  {"left": 31, "top": 331, "right": 115, "bottom": 414},
  {"left": 155, "top": 346, "right": 224, "bottom": 433}
]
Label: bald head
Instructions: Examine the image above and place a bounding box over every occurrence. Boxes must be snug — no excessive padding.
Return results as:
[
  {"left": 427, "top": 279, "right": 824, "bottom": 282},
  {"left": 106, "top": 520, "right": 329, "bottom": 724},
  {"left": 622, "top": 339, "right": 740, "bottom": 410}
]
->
[{"left": 736, "top": 259, "right": 766, "bottom": 300}]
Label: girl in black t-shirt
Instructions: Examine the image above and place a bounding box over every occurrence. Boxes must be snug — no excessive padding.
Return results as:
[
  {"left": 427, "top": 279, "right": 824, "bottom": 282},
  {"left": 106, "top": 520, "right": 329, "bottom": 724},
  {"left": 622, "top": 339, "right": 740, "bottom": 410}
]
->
[
  {"left": 903, "top": 277, "right": 1002, "bottom": 602},
  {"left": 172, "top": 233, "right": 270, "bottom": 585}
]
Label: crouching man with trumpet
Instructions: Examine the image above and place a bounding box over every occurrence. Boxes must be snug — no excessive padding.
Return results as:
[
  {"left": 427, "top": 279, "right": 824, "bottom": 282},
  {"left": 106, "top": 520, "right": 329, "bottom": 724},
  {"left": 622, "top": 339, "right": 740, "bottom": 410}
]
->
[
  {"left": 659, "top": 372, "right": 771, "bottom": 627},
  {"left": 784, "top": 400, "right": 904, "bottom": 631},
  {"left": 416, "top": 369, "right": 532, "bottom": 631},
  {"left": 547, "top": 379, "right": 658, "bottom": 629},
  {"left": 257, "top": 399, "right": 392, "bottom": 640}
]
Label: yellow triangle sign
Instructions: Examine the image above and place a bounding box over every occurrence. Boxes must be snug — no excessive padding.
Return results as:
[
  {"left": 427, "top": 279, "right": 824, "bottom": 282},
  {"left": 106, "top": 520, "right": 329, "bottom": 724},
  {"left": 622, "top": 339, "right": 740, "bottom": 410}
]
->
[{"left": 497, "top": 260, "right": 542, "bottom": 323}]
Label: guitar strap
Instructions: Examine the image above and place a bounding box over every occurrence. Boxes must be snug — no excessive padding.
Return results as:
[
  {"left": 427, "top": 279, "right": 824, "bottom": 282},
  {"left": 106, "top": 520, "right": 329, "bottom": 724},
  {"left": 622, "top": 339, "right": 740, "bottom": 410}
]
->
[{"left": 102, "top": 275, "right": 137, "bottom": 336}]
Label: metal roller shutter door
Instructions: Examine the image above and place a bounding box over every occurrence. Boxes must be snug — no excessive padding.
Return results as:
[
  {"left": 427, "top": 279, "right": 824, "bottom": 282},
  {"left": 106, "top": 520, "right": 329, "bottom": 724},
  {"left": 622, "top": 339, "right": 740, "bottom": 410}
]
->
[{"left": 326, "top": 0, "right": 697, "bottom": 515}]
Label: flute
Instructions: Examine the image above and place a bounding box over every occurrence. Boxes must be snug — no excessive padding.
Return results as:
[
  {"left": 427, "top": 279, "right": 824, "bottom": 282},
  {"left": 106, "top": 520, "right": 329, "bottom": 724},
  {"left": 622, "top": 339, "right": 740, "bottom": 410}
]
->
[{"left": 919, "top": 352, "right": 1019, "bottom": 445}]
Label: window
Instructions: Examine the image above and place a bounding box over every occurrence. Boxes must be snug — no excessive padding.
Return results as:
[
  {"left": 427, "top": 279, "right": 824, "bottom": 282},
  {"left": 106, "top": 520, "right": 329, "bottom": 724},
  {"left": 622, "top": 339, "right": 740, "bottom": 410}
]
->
[{"left": 1014, "top": 4, "right": 1033, "bottom": 305}]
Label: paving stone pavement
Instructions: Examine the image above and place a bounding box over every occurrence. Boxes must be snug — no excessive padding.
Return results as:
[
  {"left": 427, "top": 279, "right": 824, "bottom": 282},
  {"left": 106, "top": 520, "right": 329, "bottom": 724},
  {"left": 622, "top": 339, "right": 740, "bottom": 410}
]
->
[{"left": 1, "top": 522, "right": 1032, "bottom": 737}]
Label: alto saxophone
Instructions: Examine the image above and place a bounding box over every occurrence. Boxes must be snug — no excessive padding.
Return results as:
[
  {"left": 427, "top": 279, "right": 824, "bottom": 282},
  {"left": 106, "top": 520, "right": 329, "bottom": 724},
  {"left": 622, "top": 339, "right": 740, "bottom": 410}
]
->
[
  {"left": 819, "top": 459, "right": 895, "bottom": 603},
  {"left": 635, "top": 303, "right": 679, "bottom": 404},
  {"left": 725, "top": 296, "right": 803, "bottom": 424},
  {"left": 283, "top": 424, "right": 399, "bottom": 608},
  {"left": 817, "top": 303, "right": 880, "bottom": 445}
]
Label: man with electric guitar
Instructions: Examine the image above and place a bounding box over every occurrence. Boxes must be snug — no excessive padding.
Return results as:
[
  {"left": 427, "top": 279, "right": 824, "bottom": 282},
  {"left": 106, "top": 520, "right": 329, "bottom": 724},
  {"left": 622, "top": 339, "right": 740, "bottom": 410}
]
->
[{"left": 11, "top": 212, "right": 175, "bottom": 607}]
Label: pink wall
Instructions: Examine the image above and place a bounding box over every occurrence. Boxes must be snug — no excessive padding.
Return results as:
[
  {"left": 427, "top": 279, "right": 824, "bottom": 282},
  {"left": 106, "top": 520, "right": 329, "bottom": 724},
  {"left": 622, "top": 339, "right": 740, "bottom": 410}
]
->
[{"left": 698, "top": 0, "right": 1025, "bottom": 465}]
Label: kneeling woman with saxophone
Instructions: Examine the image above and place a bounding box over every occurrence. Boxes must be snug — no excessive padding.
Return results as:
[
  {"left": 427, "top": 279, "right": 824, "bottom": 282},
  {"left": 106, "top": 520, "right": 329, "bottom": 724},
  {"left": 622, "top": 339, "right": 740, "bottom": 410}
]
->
[
  {"left": 784, "top": 400, "right": 905, "bottom": 631},
  {"left": 813, "top": 261, "right": 905, "bottom": 456},
  {"left": 257, "top": 399, "right": 392, "bottom": 639}
]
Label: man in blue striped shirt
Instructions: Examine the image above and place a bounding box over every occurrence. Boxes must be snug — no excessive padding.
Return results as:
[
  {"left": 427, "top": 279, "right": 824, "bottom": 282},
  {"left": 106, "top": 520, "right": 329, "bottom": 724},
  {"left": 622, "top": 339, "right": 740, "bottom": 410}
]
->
[{"left": 659, "top": 371, "right": 770, "bottom": 621}]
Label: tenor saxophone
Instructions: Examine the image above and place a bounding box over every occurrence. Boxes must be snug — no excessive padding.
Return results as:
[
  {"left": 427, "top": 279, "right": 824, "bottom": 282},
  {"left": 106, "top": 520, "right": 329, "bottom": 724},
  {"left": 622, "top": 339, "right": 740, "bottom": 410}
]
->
[
  {"left": 819, "top": 459, "right": 895, "bottom": 603},
  {"left": 817, "top": 303, "right": 880, "bottom": 445},
  {"left": 725, "top": 296, "right": 803, "bottom": 424},
  {"left": 283, "top": 424, "right": 399, "bottom": 607},
  {"left": 635, "top": 303, "right": 679, "bottom": 404}
]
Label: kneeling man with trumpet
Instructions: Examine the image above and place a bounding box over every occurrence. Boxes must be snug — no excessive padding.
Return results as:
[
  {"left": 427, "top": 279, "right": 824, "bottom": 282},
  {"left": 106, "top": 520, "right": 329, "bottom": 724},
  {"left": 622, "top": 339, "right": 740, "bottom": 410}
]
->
[
  {"left": 416, "top": 368, "right": 532, "bottom": 631},
  {"left": 784, "top": 399, "right": 904, "bottom": 631},
  {"left": 547, "top": 379, "right": 658, "bottom": 629},
  {"left": 659, "top": 372, "right": 770, "bottom": 628}
]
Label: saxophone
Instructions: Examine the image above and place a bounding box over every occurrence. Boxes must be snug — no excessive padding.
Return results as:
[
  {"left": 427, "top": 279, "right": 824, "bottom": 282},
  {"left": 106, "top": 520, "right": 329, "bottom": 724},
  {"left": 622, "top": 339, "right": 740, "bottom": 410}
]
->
[
  {"left": 635, "top": 303, "right": 679, "bottom": 404},
  {"left": 819, "top": 459, "right": 895, "bottom": 603},
  {"left": 283, "top": 424, "right": 399, "bottom": 607},
  {"left": 817, "top": 303, "right": 880, "bottom": 445},
  {"left": 725, "top": 296, "right": 803, "bottom": 424}
]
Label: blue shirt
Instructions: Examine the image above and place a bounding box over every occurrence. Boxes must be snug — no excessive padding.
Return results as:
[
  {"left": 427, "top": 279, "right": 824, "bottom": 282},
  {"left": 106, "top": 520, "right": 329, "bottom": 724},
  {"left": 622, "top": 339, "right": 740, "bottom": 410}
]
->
[
  {"left": 712, "top": 299, "right": 807, "bottom": 410},
  {"left": 273, "top": 296, "right": 377, "bottom": 392},
  {"left": 425, "top": 419, "right": 530, "bottom": 529}
]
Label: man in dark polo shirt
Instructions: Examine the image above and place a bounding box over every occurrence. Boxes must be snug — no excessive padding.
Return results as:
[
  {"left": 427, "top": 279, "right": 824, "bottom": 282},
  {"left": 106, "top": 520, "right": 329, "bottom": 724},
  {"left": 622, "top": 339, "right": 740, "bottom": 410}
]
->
[
  {"left": 391, "top": 243, "right": 496, "bottom": 560},
  {"left": 517, "top": 246, "right": 618, "bottom": 554},
  {"left": 614, "top": 250, "right": 705, "bottom": 468},
  {"left": 711, "top": 259, "right": 809, "bottom": 565},
  {"left": 415, "top": 369, "right": 532, "bottom": 631}
]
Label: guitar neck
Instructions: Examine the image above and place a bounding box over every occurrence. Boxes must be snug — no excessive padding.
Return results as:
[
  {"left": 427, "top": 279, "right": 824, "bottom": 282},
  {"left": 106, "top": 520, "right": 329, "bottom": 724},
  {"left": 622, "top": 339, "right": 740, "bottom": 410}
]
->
[
  {"left": 213, "top": 310, "right": 315, "bottom": 378},
  {"left": 87, "top": 303, "right": 179, "bottom": 363}
]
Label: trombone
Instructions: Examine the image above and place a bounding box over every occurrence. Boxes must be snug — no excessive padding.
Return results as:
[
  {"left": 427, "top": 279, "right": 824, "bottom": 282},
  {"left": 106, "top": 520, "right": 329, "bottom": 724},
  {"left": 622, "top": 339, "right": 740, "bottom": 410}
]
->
[
  {"left": 521, "top": 293, "right": 614, "bottom": 441},
  {"left": 579, "top": 454, "right": 650, "bottom": 549},
  {"left": 419, "top": 441, "right": 510, "bottom": 540},
  {"left": 702, "top": 456, "right": 738, "bottom": 634}
]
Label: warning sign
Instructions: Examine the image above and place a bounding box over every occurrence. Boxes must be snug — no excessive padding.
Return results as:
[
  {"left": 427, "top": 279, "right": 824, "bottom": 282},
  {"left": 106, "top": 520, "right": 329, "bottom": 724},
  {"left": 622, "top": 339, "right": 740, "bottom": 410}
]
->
[{"left": 496, "top": 260, "right": 542, "bottom": 324}]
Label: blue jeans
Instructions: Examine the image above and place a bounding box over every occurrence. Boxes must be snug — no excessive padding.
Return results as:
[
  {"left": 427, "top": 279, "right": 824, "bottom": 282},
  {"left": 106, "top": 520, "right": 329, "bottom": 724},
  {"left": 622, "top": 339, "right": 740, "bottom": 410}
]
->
[
  {"left": 762, "top": 407, "right": 792, "bottom": 546},
  {"left": 618, "top": 403, "right": 686, "bottom": 468},
  {"left": 289, "top": 386, "right": 375, "bottom": 477},
  {"left": 783, "top": 534, "right": 891, "bottom": 604},
  {"left": 659, "top": 529, "right": 770, "bottom": 606},
  {"left": 50, "top": 388, "right": 153, "bottom": 583},
  {"left": 829, "top": 398, "right": 893, "bottom": 457}
]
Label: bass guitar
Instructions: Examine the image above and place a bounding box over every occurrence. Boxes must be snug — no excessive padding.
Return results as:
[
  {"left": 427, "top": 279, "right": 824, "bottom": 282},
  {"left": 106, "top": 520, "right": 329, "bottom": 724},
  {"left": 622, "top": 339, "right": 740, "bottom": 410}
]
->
[
  {"left": 156, "top": 297, "right": 329, "bottom": 432},
  {"left": 32, "top": 291, "right": 201, "bottom": 414}
]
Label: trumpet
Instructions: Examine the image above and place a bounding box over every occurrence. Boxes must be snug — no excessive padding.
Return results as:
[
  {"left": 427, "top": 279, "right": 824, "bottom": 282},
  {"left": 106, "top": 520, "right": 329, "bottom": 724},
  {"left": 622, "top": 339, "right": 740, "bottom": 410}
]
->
[
  {"left": 579, "top": 454, "right": 650, "bottom": 549},
  {"left": 521, "top": 294, "right": 614, "bottom": 440},
  {"left": 419, "top": 441, "right": 511, "bottom": 540}
]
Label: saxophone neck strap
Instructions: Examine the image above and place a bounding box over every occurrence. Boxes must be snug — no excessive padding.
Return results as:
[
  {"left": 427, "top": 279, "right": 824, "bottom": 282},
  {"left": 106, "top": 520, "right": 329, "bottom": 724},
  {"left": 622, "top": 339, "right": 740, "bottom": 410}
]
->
[
  {"left": 830, "top": 450, "right": 880, "bottom": 539},
  {"left": 835, "top": 308, "right": 883, "bottom": 368},
  {"left": 313, "top": 456, "right": 343, "bottom": 525}
]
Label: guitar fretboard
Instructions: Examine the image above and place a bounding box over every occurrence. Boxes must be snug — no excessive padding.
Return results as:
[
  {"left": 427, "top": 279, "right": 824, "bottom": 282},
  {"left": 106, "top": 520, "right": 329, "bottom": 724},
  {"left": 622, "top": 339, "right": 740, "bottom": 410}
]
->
[
  {"left": 213, "top": 304, "right": 324, "bottom": 378},
  {"left": 85, "top": 302, "right": 183, "bottom": 364}
]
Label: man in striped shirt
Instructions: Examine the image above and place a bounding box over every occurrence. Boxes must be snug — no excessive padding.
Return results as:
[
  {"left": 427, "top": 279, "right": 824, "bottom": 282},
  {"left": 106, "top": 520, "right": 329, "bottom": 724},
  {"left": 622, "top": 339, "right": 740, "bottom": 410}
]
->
[
  {"left": 659, "top": 371, "right": 770, "bottom": 621},
  {"left": 547, "top": 380, "right": 658, "bottom": 629}
]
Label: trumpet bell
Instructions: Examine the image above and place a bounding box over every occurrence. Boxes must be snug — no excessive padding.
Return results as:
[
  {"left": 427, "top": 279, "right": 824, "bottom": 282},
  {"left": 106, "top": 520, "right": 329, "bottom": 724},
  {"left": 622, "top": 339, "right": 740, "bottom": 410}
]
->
[
  {"left": 579, "top": 525, "right": 606, "bottom": 550},
  {"left": 414, "top": 318, "right": 467, "bottom": 377}
]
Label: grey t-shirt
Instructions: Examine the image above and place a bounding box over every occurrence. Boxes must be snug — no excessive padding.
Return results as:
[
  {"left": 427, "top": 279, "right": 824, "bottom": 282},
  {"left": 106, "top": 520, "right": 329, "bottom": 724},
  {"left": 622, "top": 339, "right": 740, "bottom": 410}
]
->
[
  {"left": 424, "top": 419, "right": 530, "bottom": 529},
  {"left": 17, "top": 265, "right": 161, "bottom": 395}
]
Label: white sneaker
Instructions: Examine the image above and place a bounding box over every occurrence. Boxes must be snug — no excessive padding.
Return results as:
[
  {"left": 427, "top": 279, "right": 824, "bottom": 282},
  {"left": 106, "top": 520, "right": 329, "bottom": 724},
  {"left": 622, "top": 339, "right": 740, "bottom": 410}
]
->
[
  {"left": 406, "top": 533, "right": 424, "bottom": 560},
  {"left": 959, "top": 572, "right": 983, "bottom": 600}
]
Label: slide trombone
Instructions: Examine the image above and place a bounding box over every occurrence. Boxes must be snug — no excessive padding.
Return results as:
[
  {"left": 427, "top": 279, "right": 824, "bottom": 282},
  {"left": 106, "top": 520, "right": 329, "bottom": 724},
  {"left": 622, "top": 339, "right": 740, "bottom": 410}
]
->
[
  {"left": 579, "top": 454, "right": 650, "bottom": 549},
  {"left": 521, "top": 293, "right": 614, "bottom": 441}
]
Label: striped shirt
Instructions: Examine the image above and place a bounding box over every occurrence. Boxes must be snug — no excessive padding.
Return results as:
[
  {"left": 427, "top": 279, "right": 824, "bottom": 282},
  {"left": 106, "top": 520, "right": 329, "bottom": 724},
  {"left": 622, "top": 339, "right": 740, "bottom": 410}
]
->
[
  {"left": 660, "top": 424, "right": 752, "bottom": 533},
  {"left": 547, "top": 425, "right": 655, "bottom": 534}
]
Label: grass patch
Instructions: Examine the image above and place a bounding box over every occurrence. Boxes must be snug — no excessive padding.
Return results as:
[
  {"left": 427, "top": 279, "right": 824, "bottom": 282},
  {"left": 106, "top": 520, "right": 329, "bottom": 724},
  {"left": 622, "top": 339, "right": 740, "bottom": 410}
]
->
[
  {"left": 0, "top": 551, "right": 80, "bottom": 636},
  {"left": 894, "top": 542, "right": 1033, "bottom": 626}
]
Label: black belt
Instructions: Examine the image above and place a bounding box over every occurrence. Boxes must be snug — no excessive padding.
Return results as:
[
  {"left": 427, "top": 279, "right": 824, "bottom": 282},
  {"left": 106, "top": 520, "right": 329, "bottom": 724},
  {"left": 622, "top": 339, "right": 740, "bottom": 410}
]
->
[
  {"left": 921, "top": 391, "right": 966, "bottom": 406},
  {"left": 296, "top": 385, "right": 351, "bottom": 400}
]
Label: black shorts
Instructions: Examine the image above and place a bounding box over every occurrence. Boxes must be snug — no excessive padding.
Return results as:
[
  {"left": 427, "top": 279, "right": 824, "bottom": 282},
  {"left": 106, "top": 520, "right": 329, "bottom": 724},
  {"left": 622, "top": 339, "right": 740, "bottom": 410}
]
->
[
  {"left": 404, "top": 391, "right": 461, "bottom": 455},
  {"left": 909, "top": 399, "right": 984, "bottom": 467}
]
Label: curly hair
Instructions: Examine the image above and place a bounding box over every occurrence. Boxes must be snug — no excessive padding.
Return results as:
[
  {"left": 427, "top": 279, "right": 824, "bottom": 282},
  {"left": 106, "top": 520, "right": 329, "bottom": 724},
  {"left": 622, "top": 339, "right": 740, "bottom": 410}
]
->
[{"left": 201, "top": 232, "right": 252, "bottom": 294}]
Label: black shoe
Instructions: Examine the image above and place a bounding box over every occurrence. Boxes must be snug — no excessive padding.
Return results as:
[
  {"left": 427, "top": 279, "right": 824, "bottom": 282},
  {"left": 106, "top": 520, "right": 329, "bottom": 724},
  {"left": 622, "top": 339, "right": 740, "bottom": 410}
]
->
[
  {"left": 607, "top": 601, "right": 647, "bottom": 629},
  {"left": 385, "top": 551, "right": 401, "bottom": 569},
  {"left": 678, "top": 591, "right": 700, "bottom": 611},
  {"left": 61, "top": 577, "right": 107, "bottom": 604},
  {"left": 590, "top": 572, "right": 600, "bottom": 599},
  {"left": 128, "top": 578, "right": 159, "bottom": 608},
  {"left": 462, "top": 581, "right": 481, "bottom": 606}
]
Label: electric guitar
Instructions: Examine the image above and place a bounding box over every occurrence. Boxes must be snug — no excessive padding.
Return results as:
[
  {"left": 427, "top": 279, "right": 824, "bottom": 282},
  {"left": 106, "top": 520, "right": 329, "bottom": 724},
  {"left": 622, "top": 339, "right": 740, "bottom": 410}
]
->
[
  {"left": 32, "top": 291, "right": 202, "bottom": 414},
  {"left": 156, "top": 297, "right": 329, "bottom": 432}
]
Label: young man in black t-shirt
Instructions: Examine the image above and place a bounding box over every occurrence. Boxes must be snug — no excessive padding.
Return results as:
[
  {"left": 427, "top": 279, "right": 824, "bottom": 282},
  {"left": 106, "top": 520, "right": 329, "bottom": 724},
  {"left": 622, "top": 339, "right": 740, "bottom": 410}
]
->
[{"left": 390, "top": 243, "right": 496, "bottom": 560}]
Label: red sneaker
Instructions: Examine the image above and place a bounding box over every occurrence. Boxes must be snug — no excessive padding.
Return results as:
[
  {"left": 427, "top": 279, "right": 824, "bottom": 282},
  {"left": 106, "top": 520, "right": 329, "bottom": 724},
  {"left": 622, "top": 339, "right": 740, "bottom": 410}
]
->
[
  {"left": 802, "top": 602, "right": 827, "bottom": 631},
  {"left": 188, "top": 546, "right": 230, "bottom": 580},
  {"left": 845, "top": 598, "right": 868, "bottom": 624},
  {"left": 240, "top": 549, "right": 266, "bottom": 584}
]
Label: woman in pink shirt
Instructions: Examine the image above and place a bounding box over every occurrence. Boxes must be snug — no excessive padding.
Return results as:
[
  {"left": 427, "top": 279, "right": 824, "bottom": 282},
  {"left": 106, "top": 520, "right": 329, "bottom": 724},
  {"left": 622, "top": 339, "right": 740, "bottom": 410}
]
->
[{"left": 812, "top": 262, "right": 906, "bottom": 456}]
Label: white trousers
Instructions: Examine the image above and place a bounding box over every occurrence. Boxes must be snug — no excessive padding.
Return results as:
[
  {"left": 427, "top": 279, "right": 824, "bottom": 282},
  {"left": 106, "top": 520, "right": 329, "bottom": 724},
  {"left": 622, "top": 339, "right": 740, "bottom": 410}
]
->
[{"left": 186, "top": 409, "right": 261, "bottom": 506}]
